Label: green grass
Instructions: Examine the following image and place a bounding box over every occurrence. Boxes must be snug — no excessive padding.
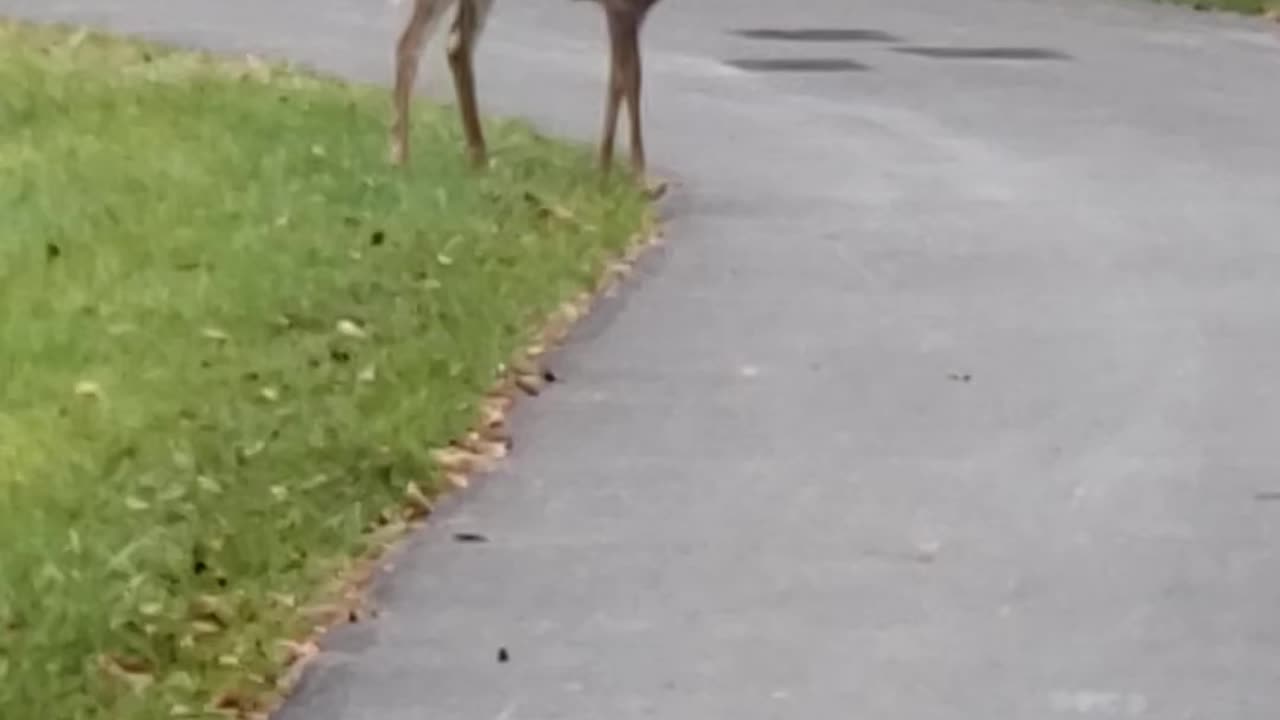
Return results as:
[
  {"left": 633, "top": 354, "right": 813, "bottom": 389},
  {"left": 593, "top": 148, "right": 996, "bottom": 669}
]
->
[
  {"left": 0, "top": 20, "right": 647, "bottom": 719},
  {"left": 1156, "top": 0, "right": 1280, "bottom": 16}
]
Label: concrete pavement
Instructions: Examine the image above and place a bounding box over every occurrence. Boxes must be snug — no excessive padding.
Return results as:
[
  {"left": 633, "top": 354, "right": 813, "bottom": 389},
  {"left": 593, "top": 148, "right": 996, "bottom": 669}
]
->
[{"left": 6, "top": 0, "right": 1280, "bottom": 717}]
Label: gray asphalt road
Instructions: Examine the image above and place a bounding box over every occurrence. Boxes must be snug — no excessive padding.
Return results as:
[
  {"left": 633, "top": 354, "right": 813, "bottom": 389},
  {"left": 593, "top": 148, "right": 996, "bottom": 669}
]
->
[{"left": 7, "top": 0, "right": 1280, "bottom": 717}]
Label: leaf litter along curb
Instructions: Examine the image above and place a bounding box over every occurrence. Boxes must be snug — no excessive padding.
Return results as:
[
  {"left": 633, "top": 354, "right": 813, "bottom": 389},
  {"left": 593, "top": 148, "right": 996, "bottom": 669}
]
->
[
  {"left": 0, "top": 20, "right": 653, "bottom": 720},
  {"left": 259, "top": 221, "right": 664, "bottom": 720}
]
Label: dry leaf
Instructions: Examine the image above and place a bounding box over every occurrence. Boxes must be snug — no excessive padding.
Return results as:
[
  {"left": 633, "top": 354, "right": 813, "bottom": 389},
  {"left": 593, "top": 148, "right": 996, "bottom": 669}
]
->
[
  {"left": 480, "top": 406, "right": 507, "bottom": 430},
  {"left": 548, "top": 204, "right": 577, "bottom": 222},
  {"left": 431, "top": 447, "right": 492, "bottom": 474},
  {"left": 456, "top": 431, "right": 484, "bottom": 452},
  {"left": 190, "top": 594, "right": 230, "bottom": 623},
  {"left": 479, "top": 426, "right": 512, "bottom": 450},
  {"left": 523, "top": 191, "right": 579, "bottom": 225},
  {"left": 190, "top": 620, "right": 222, "bottom": 636},
  {"left": 515, "top": 374, "right": 545, "bottom": 397},
  {"left": 98, "top": 654, "right": 154, "bottom": 693},
  {"left": 335, "top": 319, "right": 367, "bottom": 339},
  {"left": 277, "top": 639, "right": 319, "bottom": 667},
  {"left": 371, "top": 508, "right": 395, "bottom": 527},
  {"left": 509, "top": 356, "right": 540, "bottom": 376},
  {"left": 404, "top": 481, "right": 433, "bottom": 519},
  {"left": 475, "top": 438, "right": 509, "bottom": 460},
  {"left": 482, "top": 394, "right": 513, "bottom": 419},
  {"left": 212, "top": 689, "right": 256, "bottom": 712}
]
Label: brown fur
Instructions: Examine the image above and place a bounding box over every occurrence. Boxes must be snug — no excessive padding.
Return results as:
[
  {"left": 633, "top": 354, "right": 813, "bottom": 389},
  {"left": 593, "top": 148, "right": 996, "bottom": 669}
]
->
[{"left": 391, "top": 0, "right": 663, "bottom": 183}]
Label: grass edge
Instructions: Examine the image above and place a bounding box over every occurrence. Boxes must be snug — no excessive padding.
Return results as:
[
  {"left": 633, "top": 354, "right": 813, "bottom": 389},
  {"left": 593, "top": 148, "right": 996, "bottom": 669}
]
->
[{"left": 252, "top": 215, "right": 666, "bottom": 719}]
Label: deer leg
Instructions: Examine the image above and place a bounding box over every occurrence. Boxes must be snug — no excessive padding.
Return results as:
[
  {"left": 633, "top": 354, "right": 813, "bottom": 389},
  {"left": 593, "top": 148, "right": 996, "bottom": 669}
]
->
[
  {"left": 603, "top": 9, "right": 663, "bottom": 197},
  {"left": 598, "top": 45, "right": 625, "bottom": 176},
  {"left": 619, "top": 24, "right": 646, "bottom": 180},
  {"left": 392, "top": 0, "right": 450, "bottom": 166},
  {"left": 601, "top": 10, "right": 639, "bottom": 178},
  {"left": 447, "top": 0, "right": 488, "bottom": 168}
]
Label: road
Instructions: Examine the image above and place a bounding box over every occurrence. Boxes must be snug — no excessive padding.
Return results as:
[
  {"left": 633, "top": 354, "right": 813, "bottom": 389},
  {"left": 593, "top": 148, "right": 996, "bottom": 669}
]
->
[{"left": 6, "top": 0, "right": 1280, "bottom": 717}]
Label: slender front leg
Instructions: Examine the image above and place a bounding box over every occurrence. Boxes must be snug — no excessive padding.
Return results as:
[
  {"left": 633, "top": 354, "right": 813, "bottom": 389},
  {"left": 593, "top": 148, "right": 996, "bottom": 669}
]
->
[
  {"left": 447, "top": 0, "right": 488, "bottom": 168},
  {"left": 604, "top": 8, "right": 664, "bottom": 197},
  {"left": 391, "top": 0, "right": 446, "bottom": 166},
  {"left": 602, "top": 10, "right": 640, "bottom": 179},
  {"left": 626, "top": 45, "right": 667, "bottom": 199}
]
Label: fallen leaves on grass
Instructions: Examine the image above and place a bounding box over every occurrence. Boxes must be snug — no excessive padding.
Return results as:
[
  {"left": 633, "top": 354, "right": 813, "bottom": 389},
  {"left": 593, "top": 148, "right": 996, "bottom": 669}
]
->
[{"left": 0, "top": 18, "right": 652, "bottom": 720}]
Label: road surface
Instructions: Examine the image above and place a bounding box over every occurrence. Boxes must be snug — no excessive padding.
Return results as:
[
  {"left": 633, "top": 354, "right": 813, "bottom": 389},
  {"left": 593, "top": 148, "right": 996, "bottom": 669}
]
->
[{"left": 5, "top": 0, "right": 1280, "bottom": 717}]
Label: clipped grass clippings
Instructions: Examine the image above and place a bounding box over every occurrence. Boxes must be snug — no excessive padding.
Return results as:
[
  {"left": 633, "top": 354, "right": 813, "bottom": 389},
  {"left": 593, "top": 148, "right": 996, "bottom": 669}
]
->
[{"left": 0, "top": 19, "right": 650, "bottom": 720}]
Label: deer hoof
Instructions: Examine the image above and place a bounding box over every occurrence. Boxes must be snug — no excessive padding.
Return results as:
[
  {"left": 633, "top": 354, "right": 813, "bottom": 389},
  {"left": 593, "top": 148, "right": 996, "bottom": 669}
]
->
[
  {"left": 389, "top": 139, "right": 408, "bottom": 167},
  {"left": 643, "top": 178, "right": 669, "bottom": 201},
  {"left": 467, "top": 148, "right": 490, "bottom": 171}
]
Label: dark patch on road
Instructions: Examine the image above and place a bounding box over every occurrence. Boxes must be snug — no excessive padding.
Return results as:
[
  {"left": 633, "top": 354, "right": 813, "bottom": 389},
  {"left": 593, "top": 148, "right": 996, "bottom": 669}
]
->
[
  {"left": 731, "top": 28, "right": 902, "bottom": 43},
  {"left": 893, "top": 46, "right": 1071, "bottom": 61},
  {"left": 724, "top": 58, "right": 870, "bottom": 73}
]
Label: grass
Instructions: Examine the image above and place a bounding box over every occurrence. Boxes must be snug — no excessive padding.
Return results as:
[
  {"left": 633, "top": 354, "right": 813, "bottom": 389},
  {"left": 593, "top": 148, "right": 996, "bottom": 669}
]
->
[
  {"left": 0, "top": 19, "right": 647, "bottom": 719},
  {"left": 1156, "top": 0, "right": 1280, "bottom": 16}
]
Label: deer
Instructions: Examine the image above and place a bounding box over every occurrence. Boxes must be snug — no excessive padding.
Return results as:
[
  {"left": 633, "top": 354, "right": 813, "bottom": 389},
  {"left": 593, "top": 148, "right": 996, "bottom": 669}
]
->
[{"left": 389, "top": 0, "right": 664, "bottom": 193}]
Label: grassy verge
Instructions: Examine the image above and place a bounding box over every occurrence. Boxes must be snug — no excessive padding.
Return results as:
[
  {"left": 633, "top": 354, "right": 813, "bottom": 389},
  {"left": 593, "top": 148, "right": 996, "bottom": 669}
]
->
[
  {"left": 0, "top": 19, "right": 647, "bottom": 719},
  {"left": 1156, "top": 0, "right": 1280, "bottom": 17}
]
